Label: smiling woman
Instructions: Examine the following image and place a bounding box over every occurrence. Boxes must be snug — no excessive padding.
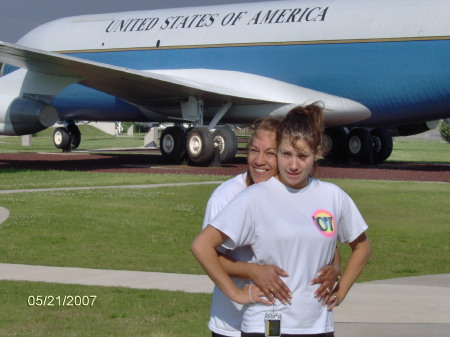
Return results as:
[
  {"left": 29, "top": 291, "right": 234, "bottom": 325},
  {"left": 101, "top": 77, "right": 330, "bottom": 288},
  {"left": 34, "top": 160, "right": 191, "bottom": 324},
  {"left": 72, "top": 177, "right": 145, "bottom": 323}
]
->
[{"left": 246, "top": 119, "right": 279, "bottom": 185}]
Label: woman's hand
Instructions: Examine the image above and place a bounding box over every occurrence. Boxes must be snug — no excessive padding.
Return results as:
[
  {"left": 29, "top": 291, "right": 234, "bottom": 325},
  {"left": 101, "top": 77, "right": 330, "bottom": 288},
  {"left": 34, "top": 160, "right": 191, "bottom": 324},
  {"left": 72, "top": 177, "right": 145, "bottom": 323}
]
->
[
  {"left": 325, "top": 289, "right": 343, "bottom": 310},
  {"left": 248, "top": 264, "right": 292, "bottom": 304},
  {"left": 232, "top": 283, "right": 274, "bottom": 305},
  {"left": 310, "top": 264, "right": 340, "bottom": 301}
]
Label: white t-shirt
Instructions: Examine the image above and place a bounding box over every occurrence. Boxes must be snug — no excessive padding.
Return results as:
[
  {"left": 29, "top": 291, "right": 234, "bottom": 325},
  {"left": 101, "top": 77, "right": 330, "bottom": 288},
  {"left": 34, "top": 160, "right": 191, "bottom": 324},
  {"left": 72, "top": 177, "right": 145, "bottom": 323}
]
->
[
  {"left": 202, "top": 173, "right": 254, "bottom": 337},
  {"left": 211, "top": 177, "right": 368, "bottom": 335}
]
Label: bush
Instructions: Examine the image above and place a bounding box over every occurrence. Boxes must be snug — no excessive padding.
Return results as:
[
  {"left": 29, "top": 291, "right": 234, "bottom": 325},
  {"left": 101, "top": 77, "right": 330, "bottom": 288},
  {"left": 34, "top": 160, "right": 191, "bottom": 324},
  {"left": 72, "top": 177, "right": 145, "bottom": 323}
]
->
[{"left": 439, "top": 121, "right": 450, "bottom": 143}]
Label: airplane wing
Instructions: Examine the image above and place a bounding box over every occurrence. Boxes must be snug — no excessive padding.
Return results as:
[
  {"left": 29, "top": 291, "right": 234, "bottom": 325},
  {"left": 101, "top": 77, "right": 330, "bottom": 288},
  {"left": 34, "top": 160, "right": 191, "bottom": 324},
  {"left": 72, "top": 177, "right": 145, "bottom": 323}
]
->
[
  {"left": 0, "top": 41, "right": 370, "bottom": 123},
  {"left": 0, "top": 41, "right": 268, "bottom": 105}
]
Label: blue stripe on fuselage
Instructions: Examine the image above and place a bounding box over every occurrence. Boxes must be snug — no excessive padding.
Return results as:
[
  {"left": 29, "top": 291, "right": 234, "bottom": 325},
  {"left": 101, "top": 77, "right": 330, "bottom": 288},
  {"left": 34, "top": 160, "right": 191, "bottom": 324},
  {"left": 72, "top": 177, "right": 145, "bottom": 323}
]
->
[
  {"left": 52, "top": 86, "right": 148, "bottom": 122},
  {"left": 65, "top": 39, "right": 450, "bottom": 126}
]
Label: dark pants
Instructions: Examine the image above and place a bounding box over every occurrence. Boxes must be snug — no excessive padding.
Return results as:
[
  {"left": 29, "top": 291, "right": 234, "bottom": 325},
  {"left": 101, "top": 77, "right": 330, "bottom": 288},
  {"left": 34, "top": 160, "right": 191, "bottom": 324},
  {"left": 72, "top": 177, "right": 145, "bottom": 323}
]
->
[
  {"left": 212, "top": 333, "right": 232, "bottom": 337},
  {"left": 241, "top": 333, "right": 335, "bottom": 337}
]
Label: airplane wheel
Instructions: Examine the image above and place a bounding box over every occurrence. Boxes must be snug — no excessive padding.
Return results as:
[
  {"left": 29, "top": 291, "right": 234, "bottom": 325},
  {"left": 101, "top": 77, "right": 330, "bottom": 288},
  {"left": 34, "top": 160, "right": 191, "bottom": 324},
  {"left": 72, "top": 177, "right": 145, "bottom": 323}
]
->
[
  {"left": 160, "top": 126, "right": 186, "bottom": 162},
  {"left": 186, "top": 126, "right": 214, "bottom": 165},
  {"left": 71, "top": 133, "right": 81, "bottom": 149},
  {"left": 371, "top": 128, "right": 393, "bottom": 163},
  {"left": 67, "top": 124, "right": 81, "bottom": 149},
  {"left": 323, "top": 127, "right": 348, "bottom": 163},
  {"left": 212, "top": 125, "right": 237, "bottom": 163},
  {"left": 347, "top": 128, "right": 373, "bottom": 164},
  {"left": 53, "top": 127, "right": 70, "bottom": 149}
]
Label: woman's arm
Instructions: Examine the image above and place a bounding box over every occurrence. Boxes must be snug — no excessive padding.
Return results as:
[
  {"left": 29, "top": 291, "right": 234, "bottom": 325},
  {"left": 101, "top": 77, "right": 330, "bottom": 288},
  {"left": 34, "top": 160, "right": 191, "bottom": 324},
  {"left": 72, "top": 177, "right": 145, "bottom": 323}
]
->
[
  {"left": 217, "top": 254, "right": 292, "bottom": 304},
  {"left": 191, "top": 225, "right": 272, "bottom": 305},
  {"left": 218, "top": 247, "right": 341, "bottom": 305},
  {"left": 326, "top": 232, "right": 371, "bottom": 309},
  {"left": 311, "top": 246, "right": 341, "bottom": 300}
]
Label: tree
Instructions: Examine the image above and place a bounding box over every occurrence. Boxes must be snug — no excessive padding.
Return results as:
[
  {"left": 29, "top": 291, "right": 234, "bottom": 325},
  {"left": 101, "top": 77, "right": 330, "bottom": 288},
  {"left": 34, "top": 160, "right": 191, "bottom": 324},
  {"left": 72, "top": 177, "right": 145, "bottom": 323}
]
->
[{"left": 439, "top": 120, "right": 450, "bottom": 143}]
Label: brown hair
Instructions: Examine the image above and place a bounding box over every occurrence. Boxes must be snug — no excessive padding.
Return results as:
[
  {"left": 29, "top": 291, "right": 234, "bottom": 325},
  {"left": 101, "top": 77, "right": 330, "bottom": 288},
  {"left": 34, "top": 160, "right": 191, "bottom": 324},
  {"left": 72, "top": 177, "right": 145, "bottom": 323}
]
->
[
  {"left": 246, "top": 117, "right": 282, "bottom": 186},
  {"left": 276, "top": 103, "right": 325, "bottom": 169}
]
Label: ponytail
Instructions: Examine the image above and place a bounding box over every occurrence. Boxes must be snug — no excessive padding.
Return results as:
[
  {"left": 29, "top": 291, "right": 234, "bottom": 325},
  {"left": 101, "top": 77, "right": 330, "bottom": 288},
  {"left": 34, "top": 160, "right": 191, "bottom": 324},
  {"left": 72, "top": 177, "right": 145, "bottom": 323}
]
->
[{"left": 277, "top": 103, "right": 325, "bottom": 156}]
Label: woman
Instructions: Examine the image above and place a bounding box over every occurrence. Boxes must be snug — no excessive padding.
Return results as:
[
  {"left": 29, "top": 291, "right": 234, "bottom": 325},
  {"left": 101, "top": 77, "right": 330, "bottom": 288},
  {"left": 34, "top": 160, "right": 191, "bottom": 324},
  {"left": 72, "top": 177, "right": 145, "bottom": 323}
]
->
[
  {"left": 192, "top": 104, "right": 371, "bottom": 336},
  {"left": 201, "top": 116, "right": 343, "bottom": 337}
]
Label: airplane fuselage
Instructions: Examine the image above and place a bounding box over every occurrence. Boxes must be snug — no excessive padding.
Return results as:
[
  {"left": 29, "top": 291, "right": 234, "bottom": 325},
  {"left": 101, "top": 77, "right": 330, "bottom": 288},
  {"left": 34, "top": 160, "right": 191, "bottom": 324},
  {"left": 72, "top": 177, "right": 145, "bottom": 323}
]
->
[{"left": 7, "top": 0, "right": 450, "bottom": 128}]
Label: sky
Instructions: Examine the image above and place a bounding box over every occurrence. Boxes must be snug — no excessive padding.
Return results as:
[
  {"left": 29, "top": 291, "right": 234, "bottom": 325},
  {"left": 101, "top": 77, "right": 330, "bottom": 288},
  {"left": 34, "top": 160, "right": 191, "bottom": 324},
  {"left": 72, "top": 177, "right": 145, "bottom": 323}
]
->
[{"left": 0, "top": 0, "right": 267, "bottom": 43}]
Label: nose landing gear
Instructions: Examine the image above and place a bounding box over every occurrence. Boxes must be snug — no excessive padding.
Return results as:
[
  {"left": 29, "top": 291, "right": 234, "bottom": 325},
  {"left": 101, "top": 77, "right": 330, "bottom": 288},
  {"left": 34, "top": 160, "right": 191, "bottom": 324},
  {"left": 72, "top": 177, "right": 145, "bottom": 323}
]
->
[{"left": 53, "top": 123, "right": 81, "bottom": 152}]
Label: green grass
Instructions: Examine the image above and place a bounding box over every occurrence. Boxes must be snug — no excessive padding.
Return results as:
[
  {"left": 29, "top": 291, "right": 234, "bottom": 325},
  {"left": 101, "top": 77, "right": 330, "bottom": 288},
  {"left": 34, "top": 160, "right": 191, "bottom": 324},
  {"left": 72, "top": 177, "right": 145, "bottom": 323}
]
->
[
  {"left": 0, "top": 281, "right": 211, "bottom": 337},
  {"left": 0, "top": 127, "right": 449, "bottom": 336},
  {"left": 0, "top": 170, "right": 228, "bottom": 190},
  {"left": 0, "top": 179, "right": 448, "bottom": 279},
  {"left": 0, "top": 179, "right": 448, "bottom": 336},
  {"left": 389, "top": 138, "right": 449, "bottom": 163},
  {"left": 330, "top": 179, "right": 450, "bottom": 281},
  {"left": 0, "top": 125, "right": 145, "bottom": 153},
  {"left": 0, "top": 185, "right": 219, "bottom": 274}
]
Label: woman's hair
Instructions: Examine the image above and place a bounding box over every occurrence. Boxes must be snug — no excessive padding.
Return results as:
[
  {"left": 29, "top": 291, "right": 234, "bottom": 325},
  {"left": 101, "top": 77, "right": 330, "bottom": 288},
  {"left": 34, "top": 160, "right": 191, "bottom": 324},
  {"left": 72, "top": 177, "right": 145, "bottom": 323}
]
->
[
  {"left": 276, "top": 102, "right": 325, "bottom": 159},
  {"left": 246, "top": 117, "right": 282, "bottom": 186}
]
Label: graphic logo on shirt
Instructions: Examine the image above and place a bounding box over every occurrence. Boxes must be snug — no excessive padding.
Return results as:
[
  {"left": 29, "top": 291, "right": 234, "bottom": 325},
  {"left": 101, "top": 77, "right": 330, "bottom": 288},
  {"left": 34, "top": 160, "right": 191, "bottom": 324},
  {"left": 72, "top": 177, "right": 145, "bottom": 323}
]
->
[{"left": 312, "top": 210, "right": 336, "bottom": 237}]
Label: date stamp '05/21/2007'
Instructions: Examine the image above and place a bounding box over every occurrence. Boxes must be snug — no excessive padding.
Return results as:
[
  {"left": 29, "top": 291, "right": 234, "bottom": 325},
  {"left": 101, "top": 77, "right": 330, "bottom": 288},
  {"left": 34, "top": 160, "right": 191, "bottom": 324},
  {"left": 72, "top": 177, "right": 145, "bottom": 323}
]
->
[{"left": 27, "top": 295, "right": 97, "bottom": 307}]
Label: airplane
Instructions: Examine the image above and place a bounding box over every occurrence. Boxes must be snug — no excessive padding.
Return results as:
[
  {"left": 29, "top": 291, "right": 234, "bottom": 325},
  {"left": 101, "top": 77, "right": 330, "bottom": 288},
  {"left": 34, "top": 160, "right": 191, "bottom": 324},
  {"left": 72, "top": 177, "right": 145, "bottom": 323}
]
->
[{"left": 0, "top": 0, "right": 449, "bottom": 165}]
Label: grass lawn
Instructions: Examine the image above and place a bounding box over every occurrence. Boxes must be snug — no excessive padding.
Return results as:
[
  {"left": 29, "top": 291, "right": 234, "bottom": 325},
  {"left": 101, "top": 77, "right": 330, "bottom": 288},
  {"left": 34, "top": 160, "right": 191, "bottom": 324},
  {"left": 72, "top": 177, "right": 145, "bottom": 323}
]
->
[
  {"left": 0, "top": 125, "right": 145, "bottom": 153},
  {"left": 0, "top": 178, "right": 448, "bottom": 336},
  {"left": 0, "top": 281, "right": 211, "bottom": 337},
  {"left": 389, "top": 138, "right": 449, "bottom": 163},
  {"left": 0, "top": 170, "right": 229, "bottom": 191},
  {"left": 0, "top": 126, "right": 448, "bottom": 336},
  {"left": 0, "top": 177, "right": 448, "bottom": 280}
]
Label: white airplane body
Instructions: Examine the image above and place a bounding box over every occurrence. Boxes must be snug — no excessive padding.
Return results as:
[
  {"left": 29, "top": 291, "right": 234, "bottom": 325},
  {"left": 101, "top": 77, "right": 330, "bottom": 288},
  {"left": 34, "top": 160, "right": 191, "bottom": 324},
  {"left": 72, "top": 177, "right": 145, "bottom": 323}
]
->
[{"left": 0, "top": 0, "right": 449, "bottom": 164}]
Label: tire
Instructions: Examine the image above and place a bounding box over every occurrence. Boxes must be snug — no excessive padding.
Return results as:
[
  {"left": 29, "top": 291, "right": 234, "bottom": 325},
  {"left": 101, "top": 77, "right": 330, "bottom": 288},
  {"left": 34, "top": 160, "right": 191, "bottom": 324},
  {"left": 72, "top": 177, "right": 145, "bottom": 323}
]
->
[
  {"left": 186, "top": 126, "right": 214, "bottom": 165},
  {"left": 323, "top": 127, "right": 348, "bottom": 163},
  {"left": 67, "top": 124, "right": 81, "bottom": 149},
  {"left": 53, "top": 127, "right": 70, "bottom": 149},
  {"left": 347, "top": 128, "right": 373, "bottom": 164},
  {"left": 371, "top": 128, "right": 393, "bottom": 163},
  {"left": 212, "top": 126, "right": 237, "bottom": 163},
  {"left": 160, "top": 126, "right": 186, "bottom": 162},
  {"left": 70, "top": 133, "right": 81, "bottom": 149}
]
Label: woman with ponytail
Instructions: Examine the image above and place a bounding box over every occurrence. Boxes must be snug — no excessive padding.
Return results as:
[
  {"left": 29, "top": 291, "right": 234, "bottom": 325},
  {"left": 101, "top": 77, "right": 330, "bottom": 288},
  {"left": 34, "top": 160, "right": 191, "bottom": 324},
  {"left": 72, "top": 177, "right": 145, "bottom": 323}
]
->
[{"left": 192, "top": 103, "right": 371, "bottom": 337}]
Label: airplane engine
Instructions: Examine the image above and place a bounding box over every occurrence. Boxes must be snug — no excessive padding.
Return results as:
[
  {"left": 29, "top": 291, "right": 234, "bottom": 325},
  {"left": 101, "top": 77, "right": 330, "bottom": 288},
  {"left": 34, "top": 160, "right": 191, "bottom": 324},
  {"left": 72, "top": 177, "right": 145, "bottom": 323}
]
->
[{"left": 0, "top": 96, "right": 58, "bottom": 135}]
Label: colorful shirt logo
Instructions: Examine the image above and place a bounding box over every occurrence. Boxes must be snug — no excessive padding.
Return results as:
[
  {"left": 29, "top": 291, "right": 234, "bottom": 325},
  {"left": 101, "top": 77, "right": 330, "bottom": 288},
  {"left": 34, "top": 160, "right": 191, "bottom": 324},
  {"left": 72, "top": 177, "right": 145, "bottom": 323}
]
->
[{"left": 312, "top": 210, "right": 336, "bottom": 237}]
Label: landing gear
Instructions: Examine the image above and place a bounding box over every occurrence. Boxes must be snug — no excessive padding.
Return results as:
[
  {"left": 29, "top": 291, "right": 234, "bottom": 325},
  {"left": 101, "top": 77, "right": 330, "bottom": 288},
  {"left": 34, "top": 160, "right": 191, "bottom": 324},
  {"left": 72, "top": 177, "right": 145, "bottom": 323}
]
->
[
  {"left": 53, "top": 127, "right": 70, "bottom": 150},
  {"left": 160, "top": 96, "right": 237, "bottom": 166},
  {"left": 159, "top": 124, "right": 238, "bottom": 166},
  {"left": 186, "top": 126, "right": 215, "bottom": 165},
  {"left": 323, "top": 127, "right": 348, "bottom": 163},
  {"left": 212, "top": 125, "right": 238, "bottom": 163},
  {"left": 371, "top": 128, "right": 393, "bottom": 163},
  {"left": 347, "top": 128, "right": 374, "bottom": 164},
  {"left": 160, "top": 126, "right": 186, "bottom": 163},
  {"left": 324, "top": 127, "right": 393, "bottom": 165},
  {"left": 53, "top": 124, "right": 81, "bottom": 152}
]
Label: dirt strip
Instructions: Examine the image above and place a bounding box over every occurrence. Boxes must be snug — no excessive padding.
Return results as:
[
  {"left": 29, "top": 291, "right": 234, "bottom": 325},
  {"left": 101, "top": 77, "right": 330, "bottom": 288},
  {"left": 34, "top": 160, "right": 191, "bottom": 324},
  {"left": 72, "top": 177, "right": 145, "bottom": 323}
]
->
[{"left": 0, "top": 151, "right": 448, "bottom": 182}]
